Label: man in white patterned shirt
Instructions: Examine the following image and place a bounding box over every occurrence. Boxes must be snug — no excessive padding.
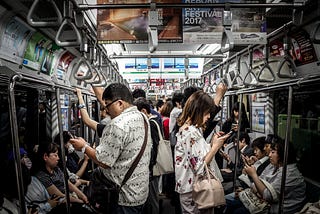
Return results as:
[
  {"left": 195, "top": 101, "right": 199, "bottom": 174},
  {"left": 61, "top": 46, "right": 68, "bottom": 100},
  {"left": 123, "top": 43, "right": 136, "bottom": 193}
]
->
[{"left": 70, "top": 83, "right": 152, "bottom": 214}]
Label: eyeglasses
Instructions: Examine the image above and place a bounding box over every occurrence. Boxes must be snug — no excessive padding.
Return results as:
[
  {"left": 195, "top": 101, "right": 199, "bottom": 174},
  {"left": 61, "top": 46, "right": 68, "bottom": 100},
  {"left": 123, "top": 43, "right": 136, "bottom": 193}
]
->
[{"left": 105, "top": 99, "right": 120, "bottom": 110}]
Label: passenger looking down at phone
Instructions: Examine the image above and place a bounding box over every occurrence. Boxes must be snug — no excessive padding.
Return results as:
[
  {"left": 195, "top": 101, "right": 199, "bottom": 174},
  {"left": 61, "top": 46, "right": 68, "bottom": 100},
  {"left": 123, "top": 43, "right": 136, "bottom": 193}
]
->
[
  {"left": 133, "top": 97, "right": 161, "bottom": 214},
  {"left": 220, "top": 132, "right": 254, "bottom": 183},
  {"left": 223, "top": 136, "right": 270, "bottom": 194},
  {"left": 224, "top": 137, "right": 306, "bottom": 214},
  {"left": 174, "top": 90, "right": 230, "bottom": 213},
  {"left": 217, "top": 102, "right": 250, "bottom": 169},
  {"left": 70, "top": 83, "right": 152, "bottom": 213},
  {"left": 221, "top": 102, "right": 250, "bottom": 141},
  {"left": 32, "top": 143, "right": 90, "bottom": 207}
]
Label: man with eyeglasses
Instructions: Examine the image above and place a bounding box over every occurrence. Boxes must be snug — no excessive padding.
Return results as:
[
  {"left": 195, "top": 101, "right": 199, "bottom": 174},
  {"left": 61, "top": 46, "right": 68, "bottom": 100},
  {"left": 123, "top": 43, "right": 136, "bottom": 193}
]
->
[{"left": 71, "top": 83, "right": 152, "bottom": 214}]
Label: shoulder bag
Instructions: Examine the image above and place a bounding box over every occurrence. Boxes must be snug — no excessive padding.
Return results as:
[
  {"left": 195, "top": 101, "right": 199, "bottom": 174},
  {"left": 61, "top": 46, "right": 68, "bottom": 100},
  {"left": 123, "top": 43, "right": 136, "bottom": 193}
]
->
[
  {"left": 151, "top": 120, "right": 174, "bottom": 176},
  {"left": 86, "top": 117, "right": 148, "bottom": 213},
  {"left": 238, "top": 178, "right": 278, "bottom": 214},
  {"left": 192, "top": 164, "right": 226, "bottom": 210}
]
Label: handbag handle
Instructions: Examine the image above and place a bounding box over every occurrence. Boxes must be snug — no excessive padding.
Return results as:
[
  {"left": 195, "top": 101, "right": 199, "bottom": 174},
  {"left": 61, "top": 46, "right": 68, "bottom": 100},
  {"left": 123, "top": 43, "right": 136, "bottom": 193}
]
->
[
  {"left": 204, "top": 164, "right": 218, "bottom": 181},
  {"left": 150, "top": 119, "right": 164, "bottom": 141},
  {"left": 121, "top": 114, "right": 148, "bottom": 187}
]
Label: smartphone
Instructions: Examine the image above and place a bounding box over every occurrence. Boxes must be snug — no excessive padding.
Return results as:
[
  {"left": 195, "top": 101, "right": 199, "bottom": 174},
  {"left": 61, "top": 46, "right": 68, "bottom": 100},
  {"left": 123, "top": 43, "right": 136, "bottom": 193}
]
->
[
  {"left": 241, "top": 154, "right": 251, "bottom": 166},
  {"left": 218, "top": 148, "right": 225, "bottom": 155}
]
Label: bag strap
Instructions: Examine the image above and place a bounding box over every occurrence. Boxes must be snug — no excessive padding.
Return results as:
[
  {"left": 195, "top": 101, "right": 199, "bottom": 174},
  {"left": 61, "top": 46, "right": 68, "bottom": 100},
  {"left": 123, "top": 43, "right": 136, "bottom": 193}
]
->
[
  {"left": 150, "top": 119, "right": 163, "bottom": 141},
  {"left": 121, "top": 114, "right": 148, "bottom": 187}
]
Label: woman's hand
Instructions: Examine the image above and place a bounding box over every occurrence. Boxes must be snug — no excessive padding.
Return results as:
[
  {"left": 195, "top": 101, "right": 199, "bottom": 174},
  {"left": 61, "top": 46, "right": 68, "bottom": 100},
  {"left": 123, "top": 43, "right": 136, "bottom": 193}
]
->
[
  {"left": 243, "top": 163, "right": 257, "bottom": 178},
  {"left": 211, "top": 131, "right": 231, "bottom": 148}
]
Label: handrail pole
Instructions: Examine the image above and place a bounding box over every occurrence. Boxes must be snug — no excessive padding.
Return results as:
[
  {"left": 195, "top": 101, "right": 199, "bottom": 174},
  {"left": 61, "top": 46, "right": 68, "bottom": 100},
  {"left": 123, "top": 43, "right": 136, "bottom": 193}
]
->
[
  {"left": 278, "top": 86, "right": 293, "bottom": 214},
  {"left": 55, "top": 87, "right": 71, "bottom": 214},
  {"left": 8, "top": 74, "right": 26, "bottom": 214}
]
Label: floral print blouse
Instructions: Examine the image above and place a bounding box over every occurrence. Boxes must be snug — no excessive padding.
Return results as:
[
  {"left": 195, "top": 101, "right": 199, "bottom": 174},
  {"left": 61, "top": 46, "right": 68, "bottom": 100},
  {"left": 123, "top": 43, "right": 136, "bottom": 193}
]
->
[{"left": 174, "top": 125, "right": 211, "bottom": 194}]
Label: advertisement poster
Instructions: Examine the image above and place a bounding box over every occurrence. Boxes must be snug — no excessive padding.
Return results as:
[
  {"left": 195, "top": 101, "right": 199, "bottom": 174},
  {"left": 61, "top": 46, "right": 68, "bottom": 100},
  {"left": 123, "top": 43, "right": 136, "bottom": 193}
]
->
[
  {"left": 183, "top": 0, "right": 267, "bottom": 45},
  {"left": 23, "top": 32, "right": 52, "bottom": 71},
  {"left": 120, "top": 58, "right": 202, "bottom": 79},
  {"left": 40, "top": 42, "right": 61, "bottom": 75},
  {"left": 61, "top": 107, "right": 69, "bottom": 131},
  {"left": 251, "top": 103, "right": 265, "bottom": 133},
  {"left": 56, "top": 51, "right": 75, "bottom": 80},
  {"left": 0, "top": 16, "right": 34, "bottom": 64},
  {"left": 97, "top": 0, "right": 182, "bottom": 43},
  {"left": 269, "top": 29, "right": 318, "bottom": 66}
]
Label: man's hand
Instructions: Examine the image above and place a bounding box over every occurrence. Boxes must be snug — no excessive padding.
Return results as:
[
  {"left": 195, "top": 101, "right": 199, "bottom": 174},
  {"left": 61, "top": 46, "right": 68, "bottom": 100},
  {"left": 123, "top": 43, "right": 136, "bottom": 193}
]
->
[{"left": 69, "top": 137, "right": 87, "bottom": 151}]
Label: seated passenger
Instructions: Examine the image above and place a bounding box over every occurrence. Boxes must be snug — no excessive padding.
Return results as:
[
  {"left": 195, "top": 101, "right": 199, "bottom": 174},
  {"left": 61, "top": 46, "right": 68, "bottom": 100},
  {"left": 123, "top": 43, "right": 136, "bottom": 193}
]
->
[
  {"left": 220, "top": 132, "right": 254, "bottom": 182},
  {"left": 33, "top": 142, "right": 89, "bottom": 205},
  {"left": 224, "top": 137, "right": 306, "bottom": 214},
  {"left": 54, "top": 131, "right": 91, "bottom": 180},
  {"left": 223, "top": 136, "right": 270, "bottom": 194}
]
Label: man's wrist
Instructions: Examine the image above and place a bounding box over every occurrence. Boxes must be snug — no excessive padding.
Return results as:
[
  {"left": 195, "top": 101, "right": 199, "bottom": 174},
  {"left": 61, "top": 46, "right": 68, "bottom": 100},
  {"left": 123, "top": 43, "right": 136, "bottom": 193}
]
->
[{"left": 78, "top": 104, "right": 86, "bottom": 109}]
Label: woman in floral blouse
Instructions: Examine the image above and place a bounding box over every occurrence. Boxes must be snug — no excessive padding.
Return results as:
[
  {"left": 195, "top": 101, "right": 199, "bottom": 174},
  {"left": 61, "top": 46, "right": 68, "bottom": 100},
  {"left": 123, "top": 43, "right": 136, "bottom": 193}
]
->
[{"left": 174, "top": 90, "right": 230, "bottom": 213}]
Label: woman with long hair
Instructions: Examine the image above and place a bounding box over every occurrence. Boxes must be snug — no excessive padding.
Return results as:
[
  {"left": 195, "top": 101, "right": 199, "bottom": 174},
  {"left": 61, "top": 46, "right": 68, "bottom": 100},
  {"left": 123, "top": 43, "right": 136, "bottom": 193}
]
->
[{"left": 174, "top": 91, "right": 230, "bottom": 213}]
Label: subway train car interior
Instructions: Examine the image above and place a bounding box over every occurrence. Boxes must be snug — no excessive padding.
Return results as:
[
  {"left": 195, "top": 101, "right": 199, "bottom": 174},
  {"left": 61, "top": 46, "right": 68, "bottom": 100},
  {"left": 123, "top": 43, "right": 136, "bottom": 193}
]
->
[{"left": 0, "top": 0, "right": 320, "bottom": 213}]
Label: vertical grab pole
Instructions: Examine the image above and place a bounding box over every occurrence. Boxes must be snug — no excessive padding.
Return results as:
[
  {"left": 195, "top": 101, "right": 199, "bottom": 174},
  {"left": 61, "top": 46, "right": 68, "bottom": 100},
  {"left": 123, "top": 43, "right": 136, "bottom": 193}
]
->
[
  {"left": 8, "top": 74, "right": 26, "bottom": 214},
  {"left": 233, "top": 93, "right": 243, "bottom": 193},
  {"left": 56, "top": 87, "right": 71, "bottom": 214},
  {"left": 278, "top": 86, "right": 293, "bottom": 214}
]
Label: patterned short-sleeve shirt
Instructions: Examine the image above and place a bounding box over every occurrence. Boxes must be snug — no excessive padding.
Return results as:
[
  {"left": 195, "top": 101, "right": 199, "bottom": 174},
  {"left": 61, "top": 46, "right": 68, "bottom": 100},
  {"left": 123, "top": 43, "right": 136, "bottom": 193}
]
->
[{"left": 96, "top": 106, "right": 152, "bottom": 206}]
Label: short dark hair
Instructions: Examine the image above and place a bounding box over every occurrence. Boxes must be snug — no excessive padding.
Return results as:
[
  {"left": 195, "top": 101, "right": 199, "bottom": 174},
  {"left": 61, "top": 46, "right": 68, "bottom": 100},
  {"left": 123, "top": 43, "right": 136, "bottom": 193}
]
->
[
  {"left": 239, "top": 132, "right": 250, "bottom": 145},
  {"left": 132, "top": 88, "right": 146, "bottom": 99},
  {"left": 133, "top": 97, "right": 151, "bottom": 114},
  {"left": 103, "top": 83, "right": 133, "bottom": 104},
  {"left": 251, "top": 136, "right": 267, "bottom": 152},
  {"left": 182, "top": 86, "right": 201, "bottom": 108},
  {"left": 54, "top": 131, "right": 73, "bottom": 145},
  {"left": 171, "top": 92, "right": 184, "bottom": 107},
  {"left": 270, "top": 137, "right": 297, "bottom": 164},
  {"left": 156, "top": 99, "right": 164, "bottom": 111}
]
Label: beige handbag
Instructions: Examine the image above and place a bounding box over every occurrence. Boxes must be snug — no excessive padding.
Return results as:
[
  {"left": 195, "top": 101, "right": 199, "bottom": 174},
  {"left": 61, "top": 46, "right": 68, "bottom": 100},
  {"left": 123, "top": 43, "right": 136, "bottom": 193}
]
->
[{"left": 192, "top": 164, "right": 226, "bottom": 209}]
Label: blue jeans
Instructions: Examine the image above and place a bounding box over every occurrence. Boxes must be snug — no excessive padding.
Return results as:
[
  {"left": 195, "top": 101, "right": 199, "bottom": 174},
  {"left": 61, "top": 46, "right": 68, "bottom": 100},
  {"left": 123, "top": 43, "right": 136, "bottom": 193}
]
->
[{"left": 114, "top": 204, "right": 144, "bottom": 214}]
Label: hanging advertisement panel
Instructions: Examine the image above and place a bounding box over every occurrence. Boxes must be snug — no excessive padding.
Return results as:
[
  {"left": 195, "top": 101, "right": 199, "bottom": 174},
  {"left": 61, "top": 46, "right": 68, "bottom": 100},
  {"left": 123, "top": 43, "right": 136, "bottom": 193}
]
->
[
  {"left": 55, "top": 51, "right": 75, "bottom": 81},
  {"left": 39, "top": 42, "right": 61, "bottom": 75},
  {"left": 183, "top": 0, "right": 267, "bottom": 45},
  {"left": 119, "top": 58, "right": 203, "bottom": 79},
  {"left": 23, "top": 32, "right": 52, "bottom": 71},
  {"left": 0, "top": 16, "right": 34, "bottom": 64},
  {"left": 96, "top": 0, "right": 182, "bottom": 44}
]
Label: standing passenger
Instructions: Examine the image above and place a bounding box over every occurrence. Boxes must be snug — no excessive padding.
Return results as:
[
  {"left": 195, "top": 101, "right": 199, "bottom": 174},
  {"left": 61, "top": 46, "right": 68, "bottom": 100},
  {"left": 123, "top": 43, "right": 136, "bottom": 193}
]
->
[
  {"left": 133, "top": 97, "right": 160, "bottom": 214},
  {"left": 70, "top": 83, "right": 152, "bottom": 214},
  {"left": 175, "top": 91, "right": 230, "bottom": 213}
]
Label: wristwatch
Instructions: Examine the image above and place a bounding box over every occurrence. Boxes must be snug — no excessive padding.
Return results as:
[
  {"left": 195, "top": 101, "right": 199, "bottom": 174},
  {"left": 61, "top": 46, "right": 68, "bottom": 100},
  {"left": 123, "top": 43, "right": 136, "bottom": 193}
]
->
[
  {"left": 81, "top": 144, "right": 89, "bottom": 153},
  {"left": 78, "top": 104, "right": 86, "bottom": 109}
]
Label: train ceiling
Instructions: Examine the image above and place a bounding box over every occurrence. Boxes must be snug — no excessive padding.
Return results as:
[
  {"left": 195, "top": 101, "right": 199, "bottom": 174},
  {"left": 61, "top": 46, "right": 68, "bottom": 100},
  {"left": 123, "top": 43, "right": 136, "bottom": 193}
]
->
[{"left": 0, "top": 0, "right": 316, "bottom": 82}]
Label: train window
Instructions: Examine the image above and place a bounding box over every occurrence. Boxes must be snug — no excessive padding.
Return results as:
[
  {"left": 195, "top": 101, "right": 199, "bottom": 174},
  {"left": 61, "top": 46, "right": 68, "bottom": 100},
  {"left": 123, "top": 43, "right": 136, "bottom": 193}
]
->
[{"left": 274, "top": 83, "right": 320, "bottom": 182}]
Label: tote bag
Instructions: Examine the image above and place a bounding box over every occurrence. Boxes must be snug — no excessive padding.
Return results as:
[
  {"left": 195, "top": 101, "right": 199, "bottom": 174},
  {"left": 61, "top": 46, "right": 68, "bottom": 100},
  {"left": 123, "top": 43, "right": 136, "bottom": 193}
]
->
[
  {"left": 192, "top": 164, "right": 226, "bottom": 209},
  {"left": 238, "top": 179, "right": 278, "bottom": 214},
  {"left": 151, "top": 120, "right": 174, "bottom": 176}
]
